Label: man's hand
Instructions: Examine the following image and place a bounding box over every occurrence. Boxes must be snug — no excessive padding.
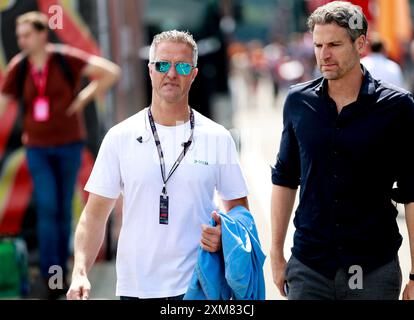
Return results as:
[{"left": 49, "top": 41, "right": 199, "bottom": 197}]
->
[
  {"left": 271, "top": 251, "right": 288, "bottom": 298},
  {"left": 66, "top": 273, "right": 91, "bottom": 300},
  {"left": 402, "top": 280, "right": 414, "bottom": 300},
  {"left": 200, "top": 211, "right": 222, "bottom": 253}
]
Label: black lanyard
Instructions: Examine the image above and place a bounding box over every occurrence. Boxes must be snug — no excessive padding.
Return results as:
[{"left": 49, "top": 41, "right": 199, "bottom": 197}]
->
[{"left": 147, "top": 107, "right": 195, "bottom": 197}]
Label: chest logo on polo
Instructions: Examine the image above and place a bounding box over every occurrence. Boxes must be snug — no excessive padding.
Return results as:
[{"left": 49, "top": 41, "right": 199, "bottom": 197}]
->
[{"left": 194, "top": 159, "right": 209, "bottom": 166}]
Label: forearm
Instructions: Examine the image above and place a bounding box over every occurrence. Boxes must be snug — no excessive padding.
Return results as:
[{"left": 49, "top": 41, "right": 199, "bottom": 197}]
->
[
  {"left": 74, "top": 72, "right": 117, "bottom": 110},
  {"left": 75, "top": 57, "right": 121, "bottom": 110},
  {"left": 92, "top": 66, "right": 120, "bottom": 98},
  {"left": 405, "top": 202, "right": 414, "bottom": 274},
  {"left": 74, "top": 81, "right": 98, "bottom": 109},
  {"left": 270, "top": 185, "right": 297, "bottom": 261},
  {"left": 72, "top": 208, "right": 109, "bottom": 277}
]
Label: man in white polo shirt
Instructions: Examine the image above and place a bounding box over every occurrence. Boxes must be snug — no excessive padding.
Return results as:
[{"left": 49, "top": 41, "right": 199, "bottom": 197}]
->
[{"left": 66, "top": 30, "right": 249, "bottom": 300}]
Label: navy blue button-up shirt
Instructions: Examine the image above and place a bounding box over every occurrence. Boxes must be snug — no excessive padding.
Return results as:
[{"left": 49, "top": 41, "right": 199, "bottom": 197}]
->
[{"left": 272, "top": 66, "right": 414, "bottom": 279}]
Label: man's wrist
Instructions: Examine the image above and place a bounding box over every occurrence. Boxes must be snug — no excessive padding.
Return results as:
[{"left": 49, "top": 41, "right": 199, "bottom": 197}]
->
[
  {"left": 72, "top": 265, "right": 87, "bottom": 277},
  {"left": 270, "top": 248, "right": 285, "bottom": 263},
  {"left": 270, "top": 254, "right": 285, "bottom": 262}
]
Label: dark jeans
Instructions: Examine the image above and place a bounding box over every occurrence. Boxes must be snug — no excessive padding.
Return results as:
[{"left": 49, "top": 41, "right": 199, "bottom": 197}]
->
[
  {"left": 26, "top": 142, "right": 83, "bottom": 278},
  {"left": 285, "top": 255, "right": 402, "bottom": 300},
  {"left": 120, "top": 294, "right": 185, "bottom": 301}
]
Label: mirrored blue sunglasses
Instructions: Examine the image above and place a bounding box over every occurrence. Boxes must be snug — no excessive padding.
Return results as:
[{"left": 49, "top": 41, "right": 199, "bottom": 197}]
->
[{"left": 151, "top": 61, "right": 195, "bottom": 76}]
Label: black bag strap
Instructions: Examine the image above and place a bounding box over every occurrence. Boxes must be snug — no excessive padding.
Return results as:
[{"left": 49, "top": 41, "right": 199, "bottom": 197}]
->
[
  {"left": 54, "top": 51, "right": 75, "bottom": 90},
  {"left": 16, "top": 55, "right": 28, "bottom": 102}
]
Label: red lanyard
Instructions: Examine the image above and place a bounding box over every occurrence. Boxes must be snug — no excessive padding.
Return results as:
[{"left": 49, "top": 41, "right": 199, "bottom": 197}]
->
[{"left": 30, "top": 57, "right": 49, "bottom": 97}]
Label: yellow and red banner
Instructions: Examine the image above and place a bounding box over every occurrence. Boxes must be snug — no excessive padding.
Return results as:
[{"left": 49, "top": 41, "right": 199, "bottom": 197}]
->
[{"left": 375, "top": 0, "right": 412, "bottom": 62}]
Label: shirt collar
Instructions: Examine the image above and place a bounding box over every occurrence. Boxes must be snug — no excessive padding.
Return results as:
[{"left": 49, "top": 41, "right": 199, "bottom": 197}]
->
[{"left": 314, "top": 64, "right": 377, "bottom": 100}]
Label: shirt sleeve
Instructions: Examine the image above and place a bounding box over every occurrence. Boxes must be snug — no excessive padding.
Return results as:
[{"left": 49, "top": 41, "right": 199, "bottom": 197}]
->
[
  {"left": 84, "top": 128, "right": 122, "bottom": 199},
  {"left": 58, "top": 45, "right": 90, "bottom": 79},
  {"left": 215, "top": 130, "right": 249, "bottom": 201},
  {"left": 271, "top": 91, "right": 301, "bottom": 189},
  {"left": 391, "top": 94, "right": 414, "bottom": 204},
  {"left": 0, "top": 54, "right": 24, "bottom": 99}
]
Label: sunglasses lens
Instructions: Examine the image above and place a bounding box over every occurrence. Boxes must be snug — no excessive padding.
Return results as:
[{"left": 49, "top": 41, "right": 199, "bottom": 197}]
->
[
  {"left": 155, "top": 61, "right": 171, "bottom": 73},
  {"left": 176, "top": 63, "right": 192, "bottom": 75}
]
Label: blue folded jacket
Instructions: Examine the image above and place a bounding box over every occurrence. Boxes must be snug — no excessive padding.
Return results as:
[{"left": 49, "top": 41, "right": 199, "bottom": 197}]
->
[{"left": 184, "top": 205, "right": 266, "bottom": 300}]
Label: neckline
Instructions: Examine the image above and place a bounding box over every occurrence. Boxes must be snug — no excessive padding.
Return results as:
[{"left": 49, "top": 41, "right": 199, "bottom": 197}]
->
[{"left": 155, "top": 120, "right": 190, "bottom": 129}]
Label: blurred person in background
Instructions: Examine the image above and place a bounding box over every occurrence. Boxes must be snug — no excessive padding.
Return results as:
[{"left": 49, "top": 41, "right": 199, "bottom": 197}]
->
[{"left": 0, "top": 11, "right": 120, "bottom": 299}]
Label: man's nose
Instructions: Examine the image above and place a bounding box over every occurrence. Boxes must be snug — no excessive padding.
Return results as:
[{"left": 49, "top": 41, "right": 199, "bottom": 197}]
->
[
  {"left": 320, "top": 46, "right": 331, "bottom": 60},
  {"left": 166, "top": 63, "right": 178, "bottom": 78}
]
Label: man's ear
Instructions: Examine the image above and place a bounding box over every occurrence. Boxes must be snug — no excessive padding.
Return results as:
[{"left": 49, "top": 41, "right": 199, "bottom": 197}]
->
[
  {"left": 191, "top": 68, "right": 198, "bottom": 82},
  {"left": 357, "top": 35, "right": 367, "bottom": 53}
]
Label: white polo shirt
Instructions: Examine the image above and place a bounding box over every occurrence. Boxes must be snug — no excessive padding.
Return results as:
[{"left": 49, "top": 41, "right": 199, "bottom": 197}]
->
[{"left": 84, "top": 108, "right": 249, "bottom": 298}]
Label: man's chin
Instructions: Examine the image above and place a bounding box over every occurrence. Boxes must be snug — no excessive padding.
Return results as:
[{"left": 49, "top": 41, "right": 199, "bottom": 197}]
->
[
  {"left": 21, "top": 48, "right": 37, "bottom": 56},
  {"left": 162, "top": 95, "right": 181, "bottom": 104},
  {"left": 322, "top": 72, "right": 339, "bottom": 80}
]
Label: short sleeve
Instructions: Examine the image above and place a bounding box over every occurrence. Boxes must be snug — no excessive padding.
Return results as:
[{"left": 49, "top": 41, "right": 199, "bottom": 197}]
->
[
  {"left": 58, "top": 45, "right": 90, "bottom": 79},
  {"left": 215, "top": 131, "right": 249, "bottom": 201},
  {"left": 271, "top": 91, "right": 301, "bottom": 189},
  {"left": 85, "top": 129, "right": 122, "bottom": 199},
  {"left": 391, "top": 94, "right": 414, "bottom": 204}
]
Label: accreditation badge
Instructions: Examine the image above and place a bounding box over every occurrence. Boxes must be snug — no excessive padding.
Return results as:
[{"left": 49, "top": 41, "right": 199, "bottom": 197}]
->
[
  {"left": 159, "top": 194, "right": 169, "bottom": 225},
  {"left": 33, "top": 96, "right": 50, "bottom": 122}
]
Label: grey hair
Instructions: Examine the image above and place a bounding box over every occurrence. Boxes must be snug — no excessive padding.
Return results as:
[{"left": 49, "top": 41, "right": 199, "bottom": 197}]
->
[
  {"left": 149, "top": 30, "right": 198, "bottom": 67},
  {"left": 307, "top": 1, "right": 368, "bottom": 41}
]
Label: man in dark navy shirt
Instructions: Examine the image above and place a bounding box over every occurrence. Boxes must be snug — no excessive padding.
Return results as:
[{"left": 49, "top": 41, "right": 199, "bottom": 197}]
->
[{"left": 270, "top": 1, "right": 414, "bottom": 300}]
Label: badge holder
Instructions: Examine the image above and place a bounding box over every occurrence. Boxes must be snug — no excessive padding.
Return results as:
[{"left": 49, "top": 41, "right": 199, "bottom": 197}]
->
[
  {"left": 159, "top": 188, "right": 169, "bottom": 225},
  {"left": 33, "top": 96, "right": 50, "bottom": 122}
]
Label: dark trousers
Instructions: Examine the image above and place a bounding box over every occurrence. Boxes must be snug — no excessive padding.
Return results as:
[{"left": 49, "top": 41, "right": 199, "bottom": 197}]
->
[
  {"left": 285, "top": 255, "right": 402, "bottom": 300},
  {"left": 120, "top": 294, "right": 185, "bottom": 301}
]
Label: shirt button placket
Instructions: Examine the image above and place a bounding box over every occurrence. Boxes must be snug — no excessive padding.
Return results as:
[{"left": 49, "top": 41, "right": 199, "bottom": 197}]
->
[{"left": 332, "top": 121, "right": 344, "bottom": 255}]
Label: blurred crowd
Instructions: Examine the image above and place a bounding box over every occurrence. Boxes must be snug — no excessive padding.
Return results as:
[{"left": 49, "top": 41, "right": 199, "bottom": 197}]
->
[{"left": 227, "top": 33, "right": 414, "bottom": 104}]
